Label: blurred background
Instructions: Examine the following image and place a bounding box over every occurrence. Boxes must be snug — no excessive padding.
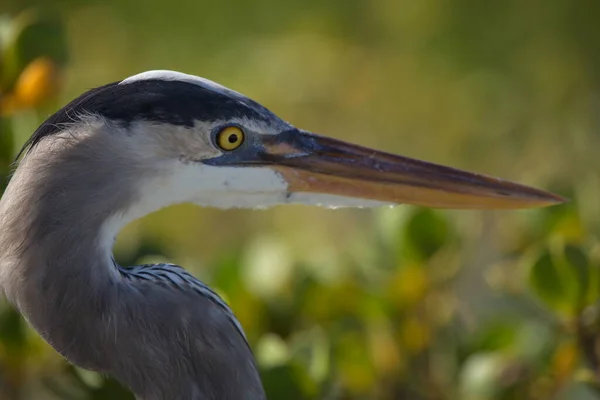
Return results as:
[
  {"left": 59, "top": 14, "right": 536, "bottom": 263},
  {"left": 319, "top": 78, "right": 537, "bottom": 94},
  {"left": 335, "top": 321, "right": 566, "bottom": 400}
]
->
[{"left": 0, "top": 1, "right": 599, "bottom": 399}]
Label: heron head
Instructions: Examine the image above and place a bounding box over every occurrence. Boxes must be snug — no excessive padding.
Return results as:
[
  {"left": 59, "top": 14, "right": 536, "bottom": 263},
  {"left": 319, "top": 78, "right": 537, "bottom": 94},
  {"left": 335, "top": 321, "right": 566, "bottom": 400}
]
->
[{"left": 20, "top": 70, "right": 565, "bottom": 214}]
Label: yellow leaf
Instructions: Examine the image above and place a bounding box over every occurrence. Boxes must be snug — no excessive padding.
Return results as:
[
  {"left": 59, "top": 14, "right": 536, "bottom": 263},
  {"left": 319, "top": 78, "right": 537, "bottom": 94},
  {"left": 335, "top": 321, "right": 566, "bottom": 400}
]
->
[
  {"left": 13, "top": 57, "right": 60, "bottom": 109},
  {"left": 552, "top": 341, "right": 578, "bottom": 383},
  {"left": 388, "top": 264, "right": 429, "bottom": 307}
]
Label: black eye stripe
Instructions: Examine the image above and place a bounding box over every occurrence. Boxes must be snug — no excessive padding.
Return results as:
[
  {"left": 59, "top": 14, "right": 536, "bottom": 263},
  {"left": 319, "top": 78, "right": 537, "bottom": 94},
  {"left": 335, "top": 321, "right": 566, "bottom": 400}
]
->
[{"left": 17, "top": 78, "right": 283, "bottom": 160}]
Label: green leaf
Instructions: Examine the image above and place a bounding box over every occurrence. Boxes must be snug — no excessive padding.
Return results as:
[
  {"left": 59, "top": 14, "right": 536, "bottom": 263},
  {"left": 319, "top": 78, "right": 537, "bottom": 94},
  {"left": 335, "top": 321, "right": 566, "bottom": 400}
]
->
[
  {"left": 1, "top": 9, "right": 68, "bottom": 89},
  {"left": 586, "top": 260, "right": 600, "bottom": 306},
  {"left": 0, "top": 307, "right": 27, "bottom": 354},
  {"left": 528, "top": 245, "right": 594, "bottom": 315},
  {"left": 563, "top": 244, "right": 590, "bottom": 308},
  {"left": 528, "top": 250, "right": 571, "bottom": 314},
  {"left": 403, "top": 208, "right": 450, "bottom": 261},
  {"left": 262, "top": 363, "right": 316, "bottom": 400},
  {"left": 90, "top": 377, "right": 135, "bottom": 400},
  {"left": 13, "top": 12, "right": 68, "bottom": 68},
  {"left": 470, "top": 320, "right": 519, "bottom": 353}
]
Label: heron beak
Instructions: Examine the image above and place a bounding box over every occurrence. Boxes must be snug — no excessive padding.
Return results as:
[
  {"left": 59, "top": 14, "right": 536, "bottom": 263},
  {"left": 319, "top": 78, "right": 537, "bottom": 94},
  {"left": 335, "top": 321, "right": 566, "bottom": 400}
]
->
[{"left": 258, "top": 130, "right": 566, "bottom": 209}]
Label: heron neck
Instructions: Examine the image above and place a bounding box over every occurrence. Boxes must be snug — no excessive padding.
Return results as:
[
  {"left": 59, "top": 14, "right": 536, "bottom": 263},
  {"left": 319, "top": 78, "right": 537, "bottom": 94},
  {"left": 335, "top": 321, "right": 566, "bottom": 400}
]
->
[{"left": 0, "top": 140, "right": 139, "bottom": 371}]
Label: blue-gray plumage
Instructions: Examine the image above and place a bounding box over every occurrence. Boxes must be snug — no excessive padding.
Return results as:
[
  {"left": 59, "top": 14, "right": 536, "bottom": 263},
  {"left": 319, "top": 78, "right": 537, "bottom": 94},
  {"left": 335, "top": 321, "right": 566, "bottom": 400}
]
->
[{"left": 0, "top": 70, "right": 564, "bottom": 400}]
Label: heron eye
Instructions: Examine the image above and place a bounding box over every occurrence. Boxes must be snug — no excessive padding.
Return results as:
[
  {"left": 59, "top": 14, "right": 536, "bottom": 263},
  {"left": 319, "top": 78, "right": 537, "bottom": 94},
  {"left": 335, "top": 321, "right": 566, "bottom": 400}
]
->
[{"left": 216, "top": 126, "right": 245, "bottom": 151}]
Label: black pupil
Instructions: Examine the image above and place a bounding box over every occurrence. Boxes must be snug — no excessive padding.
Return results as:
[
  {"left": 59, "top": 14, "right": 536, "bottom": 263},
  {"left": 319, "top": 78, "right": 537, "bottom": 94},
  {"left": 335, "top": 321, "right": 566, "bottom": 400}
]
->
[{"left": 228, "top": 134, "right": 238, "bottom": 144}]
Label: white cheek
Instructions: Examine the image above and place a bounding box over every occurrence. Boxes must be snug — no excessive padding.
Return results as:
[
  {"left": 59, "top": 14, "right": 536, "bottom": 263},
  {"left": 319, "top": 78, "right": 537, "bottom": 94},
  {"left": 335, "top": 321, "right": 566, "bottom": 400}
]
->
[
  {"left": 101, "top": 163, "right": 289, "bottom": 248},
  {"left": 189, "top": 164, "right": 290, "bottom": 209},
  {"left": 149, "top": 163, "right": 394, "bottom": 210},
  {"left": 102, "top": 162, "right": 395, "bottom": 249}
]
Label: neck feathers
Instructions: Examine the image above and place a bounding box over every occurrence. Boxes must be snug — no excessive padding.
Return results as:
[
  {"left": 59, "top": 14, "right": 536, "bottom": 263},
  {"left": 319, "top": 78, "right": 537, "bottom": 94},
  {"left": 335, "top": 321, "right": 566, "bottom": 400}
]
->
[
  {"left": 0, "top": 130, "right": 128, "bottom": 370},
  {"left": 0, "top": 126, "right": 266, "bottom": 399}
]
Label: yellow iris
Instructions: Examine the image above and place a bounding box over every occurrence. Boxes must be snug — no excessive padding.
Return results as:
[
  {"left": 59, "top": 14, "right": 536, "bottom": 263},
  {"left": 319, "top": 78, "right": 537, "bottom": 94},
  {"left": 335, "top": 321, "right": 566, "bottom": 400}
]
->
[{"left": 216, "top": 126, "right": 245, "bottom": 151}]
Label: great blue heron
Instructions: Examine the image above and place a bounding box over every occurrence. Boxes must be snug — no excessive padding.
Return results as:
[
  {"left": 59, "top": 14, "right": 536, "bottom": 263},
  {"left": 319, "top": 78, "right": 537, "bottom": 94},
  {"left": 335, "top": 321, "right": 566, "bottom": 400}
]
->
[{"left": 0, "top": 70, "right": 564, "bottom": 399}]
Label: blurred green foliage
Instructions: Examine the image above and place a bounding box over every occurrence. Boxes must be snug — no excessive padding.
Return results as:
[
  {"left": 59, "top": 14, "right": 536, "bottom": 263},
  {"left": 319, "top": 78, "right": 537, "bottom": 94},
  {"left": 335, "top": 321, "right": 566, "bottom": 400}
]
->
[{"left": 1, "top": 1, "right": 600, "bottom": 399}]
